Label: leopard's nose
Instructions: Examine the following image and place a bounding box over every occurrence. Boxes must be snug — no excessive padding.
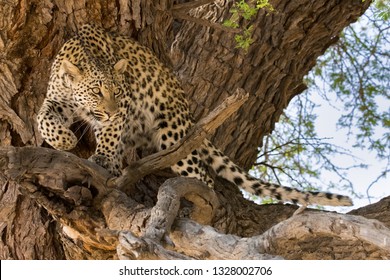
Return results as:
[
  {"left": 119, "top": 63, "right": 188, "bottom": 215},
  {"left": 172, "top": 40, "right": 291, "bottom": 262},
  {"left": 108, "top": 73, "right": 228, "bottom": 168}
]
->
[
  {"left": 104, "top": 110, "right": 116, "bottom": 118},
  {"left": 103, "top": 98, "right": 118, "bottom": 116}
]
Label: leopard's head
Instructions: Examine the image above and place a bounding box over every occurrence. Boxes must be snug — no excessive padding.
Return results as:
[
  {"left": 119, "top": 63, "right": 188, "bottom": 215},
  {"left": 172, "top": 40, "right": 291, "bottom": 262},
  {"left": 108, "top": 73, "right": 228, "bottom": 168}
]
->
[{"left": 59, "top": 58, "right": 128, "bottom": 123}]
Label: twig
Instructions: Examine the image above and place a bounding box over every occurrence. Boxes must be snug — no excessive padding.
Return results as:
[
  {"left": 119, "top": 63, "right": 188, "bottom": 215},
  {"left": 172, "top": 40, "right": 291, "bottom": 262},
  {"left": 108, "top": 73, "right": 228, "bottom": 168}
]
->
[{"left": 366, "top": 163, "right": 390, "bottom": 204}]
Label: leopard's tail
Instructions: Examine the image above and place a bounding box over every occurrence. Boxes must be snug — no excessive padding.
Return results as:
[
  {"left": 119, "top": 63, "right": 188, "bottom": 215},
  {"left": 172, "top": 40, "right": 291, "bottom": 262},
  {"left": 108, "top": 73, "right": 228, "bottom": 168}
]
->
[{"left": 198, "top": 140, "right": 353, "bottom": 207}]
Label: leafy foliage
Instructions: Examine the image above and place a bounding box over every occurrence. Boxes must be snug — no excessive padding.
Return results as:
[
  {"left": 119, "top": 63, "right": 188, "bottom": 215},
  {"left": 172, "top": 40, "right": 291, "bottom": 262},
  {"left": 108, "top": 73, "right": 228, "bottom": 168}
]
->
[
  {"left": 253, "top": 93, "right": 364, "bottom": 197},
  {"left": 310, "top": 5, "right": 389, "bottom": 160},
  {"left": 253, "top": 3, "right": 389, "bottom": 204},
  {"left": 374, "top": 0, "right": 390, "bottom": 20},
  {"left": 224, "top": 0, "right": 274, "bottom": 51}
]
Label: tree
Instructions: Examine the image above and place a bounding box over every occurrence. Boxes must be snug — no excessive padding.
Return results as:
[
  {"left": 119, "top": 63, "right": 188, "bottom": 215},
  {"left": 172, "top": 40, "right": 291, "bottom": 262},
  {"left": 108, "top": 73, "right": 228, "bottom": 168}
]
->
[
  {"left": 0, "top": 0, "right": 389, "bottom": 260},
  {"left": 254, "top": 1, "right": 389, "bottom": 203}
]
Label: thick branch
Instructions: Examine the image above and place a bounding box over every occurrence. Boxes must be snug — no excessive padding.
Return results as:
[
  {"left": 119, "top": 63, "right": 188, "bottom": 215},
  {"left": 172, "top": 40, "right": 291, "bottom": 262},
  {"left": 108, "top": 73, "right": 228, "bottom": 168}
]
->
[
  {"left": 2, "top": 146, "right": 390, "bottom": 259},
  {"left": 121, "top": 208, "right": 390, "bottom": 259},
  {"left": 144, "top": 177, "right": 219, "bottom": 241},
  {"left": 172, "top": 0, "right": 372, "bottom": 170},
  {"left": 168, "top": 212, "right": 390, "bottom": 260},
  {"left": 0, "top": 146, "right": 111, "bottom": 199},
  {"left": 171, "top": 218, "right": 283, "bottom": 260},
  {"left": 257, "top": 212, "right": 390, "bottom": 259},
  {"left": 117, "top": 231, "right": 194, "bottom": 260}
]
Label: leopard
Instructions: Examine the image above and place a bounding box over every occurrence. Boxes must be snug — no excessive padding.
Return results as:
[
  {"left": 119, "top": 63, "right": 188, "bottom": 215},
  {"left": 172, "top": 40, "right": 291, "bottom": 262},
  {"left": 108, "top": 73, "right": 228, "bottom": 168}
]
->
[{"left": 37, "top": 24, "right": 352, "bottom": 207}]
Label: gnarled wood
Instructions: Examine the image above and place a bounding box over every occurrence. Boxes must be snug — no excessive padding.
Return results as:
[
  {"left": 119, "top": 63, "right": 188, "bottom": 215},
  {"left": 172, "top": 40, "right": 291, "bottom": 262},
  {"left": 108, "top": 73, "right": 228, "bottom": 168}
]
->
[
  {"left": 1, "top": 0, "right": 386, "bottom": 260},
  {"left": 2, "top": 144, "right": 390, "bottom": 260}
]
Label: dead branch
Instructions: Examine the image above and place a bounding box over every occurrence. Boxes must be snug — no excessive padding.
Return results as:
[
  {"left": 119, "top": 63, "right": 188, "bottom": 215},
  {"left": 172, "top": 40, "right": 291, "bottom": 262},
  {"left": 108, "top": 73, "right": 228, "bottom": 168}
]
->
[
  {"left": 111, "top": 88, "right": 249, "bottom": 189},
  {"left": 170, "top": 218, "right": 284, "bottom": 260},
  {"left": 167, "top": 212, "right": 390, "bottom": 260},
  {"left": 0, "top": 146, "right": 111, "bottom": 200},
  {"left": 110, "top": 176, "right": 390, "bottom": 260},
  {"left": 117, "top": 231, "right": 194, "bottom": 260},
  {"left": 259, "top": 212, "right": 390, "bottom": 253},
  {"left": 144, "top": 177, "right": 219, "bottom": 241}
]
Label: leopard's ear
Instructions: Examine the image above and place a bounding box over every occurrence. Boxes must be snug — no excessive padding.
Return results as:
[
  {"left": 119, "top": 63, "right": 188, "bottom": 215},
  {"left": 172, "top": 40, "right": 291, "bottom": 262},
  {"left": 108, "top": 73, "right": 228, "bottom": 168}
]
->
[
  {"left": 60, "top": 60, "right": 83, "bottom": 82},
  {"left": 114, "top": 59, "right": 127, "bottom": 74}
]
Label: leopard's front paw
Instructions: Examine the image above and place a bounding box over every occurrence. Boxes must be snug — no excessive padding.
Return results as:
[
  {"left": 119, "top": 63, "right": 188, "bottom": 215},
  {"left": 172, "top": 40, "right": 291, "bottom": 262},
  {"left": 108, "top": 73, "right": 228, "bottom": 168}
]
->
[
  {"left": 88, "top": 154, "right": 121, "bottom": 176},
  {"left": 46, "top": 128, "right": 78, "bottom": 151}
]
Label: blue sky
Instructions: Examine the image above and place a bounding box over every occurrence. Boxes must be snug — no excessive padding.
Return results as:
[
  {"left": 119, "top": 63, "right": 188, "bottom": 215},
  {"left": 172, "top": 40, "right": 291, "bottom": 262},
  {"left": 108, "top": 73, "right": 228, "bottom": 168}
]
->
[{"left": 312, "top": 92, "right": 389, "bottom": 210}]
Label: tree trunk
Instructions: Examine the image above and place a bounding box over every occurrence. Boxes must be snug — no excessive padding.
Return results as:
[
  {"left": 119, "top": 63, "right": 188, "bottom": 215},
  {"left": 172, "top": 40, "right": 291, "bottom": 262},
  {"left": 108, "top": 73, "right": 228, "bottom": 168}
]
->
[{"left": 1, "top": 0, "right": 389, "bottom": 260}]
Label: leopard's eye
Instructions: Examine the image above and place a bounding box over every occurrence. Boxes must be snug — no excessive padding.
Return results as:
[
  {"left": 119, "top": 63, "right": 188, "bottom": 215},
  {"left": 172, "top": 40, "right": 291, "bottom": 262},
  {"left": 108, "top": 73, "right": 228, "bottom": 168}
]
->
[
  {"left": 92, "top": 87, "right": 103, "bottom": 97},
  {"left": 114, "top": 88, "right": 122, "bottom": 97}
]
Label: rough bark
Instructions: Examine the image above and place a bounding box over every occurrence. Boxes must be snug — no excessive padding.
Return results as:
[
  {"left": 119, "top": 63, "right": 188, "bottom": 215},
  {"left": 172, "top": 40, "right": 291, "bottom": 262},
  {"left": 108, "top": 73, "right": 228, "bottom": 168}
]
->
[
  {"left": 1, "top": 0, "right": 389, "bottom": 260},
  {"left": 172, "top": 0, "right": 374, "bottom": 169}
]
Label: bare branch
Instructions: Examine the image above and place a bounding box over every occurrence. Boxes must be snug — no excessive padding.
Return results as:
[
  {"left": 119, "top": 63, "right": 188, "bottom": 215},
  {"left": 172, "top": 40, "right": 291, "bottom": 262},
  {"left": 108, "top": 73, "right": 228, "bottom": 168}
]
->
[
  {"left": 118, "top": 231, "right": 194, "bottom": 260},
  {"left": 365, "top": 158, "right": 390, "bottom": 203},
  {"left": 0, "top": 146, "right": 111, "bottom": 199},
  {"left": 258, "top": 212, "right": 390, "bottom": 259},
  {"left": 169, "top": 212, "right": 390, "bottom": 259},
  {"left": 144, "top": 177, "right": 219, "bottom": 241},
  {"left": 111, "top": 88, "right": 249, "bottom": 189},
  {"left": 170, "top": 218, "right": 283, "bottom": 260}
]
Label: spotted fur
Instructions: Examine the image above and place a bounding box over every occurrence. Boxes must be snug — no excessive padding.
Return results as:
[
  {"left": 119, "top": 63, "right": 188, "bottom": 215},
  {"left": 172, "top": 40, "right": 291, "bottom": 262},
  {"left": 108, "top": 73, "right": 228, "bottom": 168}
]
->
[{"left": 37, "top": 25, "right": 352, "bottom": 207}]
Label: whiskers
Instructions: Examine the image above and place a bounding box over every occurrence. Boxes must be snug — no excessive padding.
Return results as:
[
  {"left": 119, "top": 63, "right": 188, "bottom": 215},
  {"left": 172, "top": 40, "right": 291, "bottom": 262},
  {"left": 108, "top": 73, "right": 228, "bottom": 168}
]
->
[
  {"left": 72, "top": 120, "right": 93, "bottom": 145},
  {"left": 65, "top": 106, "right": 122, "bottom": 147},
  {"left": 94, "top": 108, "right": 122, "bottom": 123},
  {"left": 68, "top": 107, "right": 97, "bottom": 146}
]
